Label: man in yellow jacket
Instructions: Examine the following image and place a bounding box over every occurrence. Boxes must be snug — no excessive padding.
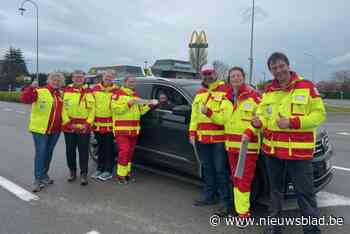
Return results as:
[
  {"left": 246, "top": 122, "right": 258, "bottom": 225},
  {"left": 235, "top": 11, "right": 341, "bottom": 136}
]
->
[
  {"left": 111, "top": 75, "right": 158, "bottom": 184},
  {"left": 62, "top": 70, "right": 95, "bottom": 186},
  {"left": 91, "top": 70, "right": 119, "bottom": 181},
  {"left": 189, "top": 66, "right": 232, "bottom": 216},
  {"left": 202, "top": 67, "right": 261, "bottom": 220},
  {"left": 252, "top": 52, "right": 326, "bottom": 234}
]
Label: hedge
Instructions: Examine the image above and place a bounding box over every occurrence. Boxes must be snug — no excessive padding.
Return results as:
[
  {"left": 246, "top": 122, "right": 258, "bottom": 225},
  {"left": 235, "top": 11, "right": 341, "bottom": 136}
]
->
[
  {"left": 0, "top": 91, "right": 21, "bottom": 103},
  {"left": 321, "top": 92, "right": 350, "bottom": 99}
]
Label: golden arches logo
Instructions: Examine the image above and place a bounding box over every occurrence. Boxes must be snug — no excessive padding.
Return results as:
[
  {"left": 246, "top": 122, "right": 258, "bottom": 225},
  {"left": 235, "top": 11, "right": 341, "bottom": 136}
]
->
[{"left": 190, "top": 30, "right": 208, "bottom": 44}]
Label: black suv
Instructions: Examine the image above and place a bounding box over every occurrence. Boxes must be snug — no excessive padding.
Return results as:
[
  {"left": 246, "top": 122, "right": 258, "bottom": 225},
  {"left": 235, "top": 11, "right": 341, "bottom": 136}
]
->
[{"left": 90, "top": 77, "right": 334, "bottom": 203}]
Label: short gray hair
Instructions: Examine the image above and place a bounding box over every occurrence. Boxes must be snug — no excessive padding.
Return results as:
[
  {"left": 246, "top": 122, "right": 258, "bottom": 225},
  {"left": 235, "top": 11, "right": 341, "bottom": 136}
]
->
[
  {"left": 47, "top": 72, "right": 64, "bottom": 81},
  {"left": 72, "top": 70, "right": 86, "bottom": 76},
  {"left": 102, "top": 69, "right": 115, "bottom": 77}
]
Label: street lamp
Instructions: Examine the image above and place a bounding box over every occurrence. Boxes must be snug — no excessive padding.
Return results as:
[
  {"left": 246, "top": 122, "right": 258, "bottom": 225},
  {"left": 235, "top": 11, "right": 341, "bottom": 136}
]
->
[
  {"left": 18, "top": 0, "right": 39, "bottom": 82},
  {"left": 248, "top": 0, "right": 255, "bottom": 85},
  {"left": 304, "top": 52, "right": 315, "bottom": 83}
]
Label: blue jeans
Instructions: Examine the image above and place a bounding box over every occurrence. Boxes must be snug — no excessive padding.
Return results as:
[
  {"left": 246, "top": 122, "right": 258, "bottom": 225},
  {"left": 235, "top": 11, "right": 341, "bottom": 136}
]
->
[
  {"left": 32, "top": 132, "right": 60, "bottom": 181},
  {"left": 197, "top": 142, "right": 231, "bottom": 209}
]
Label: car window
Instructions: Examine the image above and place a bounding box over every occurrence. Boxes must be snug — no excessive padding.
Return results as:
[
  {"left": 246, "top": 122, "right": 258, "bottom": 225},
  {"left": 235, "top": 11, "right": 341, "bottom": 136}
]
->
[
  {"left": 152, "top": 85, "right": 189, "bottom": 110},
  {"left": 135, "top": 83, "right": 153, "bottom": 99}
]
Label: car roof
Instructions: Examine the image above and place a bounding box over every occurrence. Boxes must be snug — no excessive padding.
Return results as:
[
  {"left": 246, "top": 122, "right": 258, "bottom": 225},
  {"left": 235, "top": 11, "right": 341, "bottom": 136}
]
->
[{"left": 115, "top": 76, "right": 202, "bottom": 86}]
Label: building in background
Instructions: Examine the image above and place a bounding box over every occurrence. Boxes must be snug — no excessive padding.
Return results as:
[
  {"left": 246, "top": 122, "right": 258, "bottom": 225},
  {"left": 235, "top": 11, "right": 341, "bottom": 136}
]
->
[
  {"left": 87, "top": 65, "right": 145, "bottom": 84},
  {"left": 151, "top": 59, "right": 197, "bottom": 79}
]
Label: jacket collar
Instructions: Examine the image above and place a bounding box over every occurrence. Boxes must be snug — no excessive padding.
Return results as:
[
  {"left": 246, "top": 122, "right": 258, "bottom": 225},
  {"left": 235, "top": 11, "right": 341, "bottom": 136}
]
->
[
  {"left": 121, "top": 86, "right": 136, "bottom": 96},
  {"left": 96, "top": 83, "right": 118, "bottom": 92},
  {"left": 270, "top": 71, "right": 301, "bottom": 91}
]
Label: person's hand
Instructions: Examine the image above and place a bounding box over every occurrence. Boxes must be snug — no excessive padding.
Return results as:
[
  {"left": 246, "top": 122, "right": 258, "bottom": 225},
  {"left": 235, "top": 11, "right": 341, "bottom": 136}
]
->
[
  {"left": 252, "top": 116, "right": 261, "bottom": 128},
  {"left": 150, "top": 99, "right": 159, "bottom": 105},
  {"left": 31, "top": 81, "right": 38, "bottom": 88},
  {"left": 276, "top": 114, "right": 290, "bottom": 129},
  {"left": 241, "top": 134, "right": 250, "bottom": 143},
  {"left": 189, "top": 136, "right": 196, "bottom": 145},
  {"left": 128, "top": 99, "right": 136, "bottom": 106},
  {"left": 200, "top": 105, "right": 208, "bottom": 115},
  {"left": 81, "top": 123, "right": 91, "bottom": 132}
]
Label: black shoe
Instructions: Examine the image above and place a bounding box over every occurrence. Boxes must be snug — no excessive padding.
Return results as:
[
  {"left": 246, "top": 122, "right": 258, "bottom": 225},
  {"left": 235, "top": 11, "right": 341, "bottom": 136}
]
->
[
  {"left": 80, "top": 174, "right": 88, "bottom": 186},
  {"left": 263, "top": 226, "right": 282, "bottom": 234},
  {"left": 67, "top": 170, "right": 77, "bottom": 182},
  {"left": 213, "top": 206, "right": 232, "bottom": 217},
  {"left": 117, "top": 177, "right": 129, "bottom": 185},
  {"left": 193, "top": 199, "right": 217, "bottom": 207},
  {"left": 126, "top": 175, "right": 136, "bottom": 183}
]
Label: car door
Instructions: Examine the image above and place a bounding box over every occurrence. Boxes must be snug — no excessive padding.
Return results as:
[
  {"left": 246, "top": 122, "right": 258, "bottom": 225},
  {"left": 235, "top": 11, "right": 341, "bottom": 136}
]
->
[{"left": 136, "top": 83, "right": 199, "bottom": 177}]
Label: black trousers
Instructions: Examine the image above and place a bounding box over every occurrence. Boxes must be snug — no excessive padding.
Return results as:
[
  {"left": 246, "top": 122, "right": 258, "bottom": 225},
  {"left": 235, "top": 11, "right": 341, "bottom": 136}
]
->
[
  {"left": 265, "top": 156, "right": 321, "bottom": 234},
  {"left": 64, "top": 132, "right": 90, "bottom": 175},
  {"left": 94, "top": 132, "right": 115, "bottom": 173}
]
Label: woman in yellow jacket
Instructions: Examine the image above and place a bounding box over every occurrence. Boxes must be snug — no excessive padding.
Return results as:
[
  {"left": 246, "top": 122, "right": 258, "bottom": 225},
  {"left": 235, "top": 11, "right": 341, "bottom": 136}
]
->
[
  {"left": 111, "top": 75, "right": 158, "bottom": 184},
  {"left": 62, "top": 70, "right": 95, "bottom": 186},
  {"left": 91, "top": 70, "right": 119, "bottom": 181},
  {"left": 202, "top": 67, "right": 261, "bottom": 219}
]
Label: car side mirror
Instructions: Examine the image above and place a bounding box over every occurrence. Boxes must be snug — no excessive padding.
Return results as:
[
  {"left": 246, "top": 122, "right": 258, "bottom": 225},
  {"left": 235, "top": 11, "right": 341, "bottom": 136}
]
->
[{"left": 172, "top": 105, "right": 191, "bottom": 117}]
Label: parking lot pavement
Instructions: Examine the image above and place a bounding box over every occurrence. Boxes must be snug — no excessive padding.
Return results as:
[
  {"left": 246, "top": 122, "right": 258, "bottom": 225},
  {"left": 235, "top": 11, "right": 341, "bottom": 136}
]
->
[{"left": 0, "top": 101, "right": 349, "bottom": 233}]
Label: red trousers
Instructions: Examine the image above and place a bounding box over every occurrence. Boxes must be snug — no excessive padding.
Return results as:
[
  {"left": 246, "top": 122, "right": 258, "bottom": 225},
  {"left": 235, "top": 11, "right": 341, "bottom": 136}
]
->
[
  {"left": 228, "top": 151, "right": 258, "bottom": 215},
  {"left": 115, "top": 135, "right": 138, "bottom": 177}
]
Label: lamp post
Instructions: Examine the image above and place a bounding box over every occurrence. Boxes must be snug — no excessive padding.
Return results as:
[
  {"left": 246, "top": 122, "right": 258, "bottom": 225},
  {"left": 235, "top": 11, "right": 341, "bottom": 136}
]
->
[
  {"left": 248, "top": 0, "right": 255, "bottom": 85},
  {"left": 304, "top": 52, "right": 315, "bottom": 83},
  {"left": 19, "top": 0, "right": 39, "bottom": 82}
]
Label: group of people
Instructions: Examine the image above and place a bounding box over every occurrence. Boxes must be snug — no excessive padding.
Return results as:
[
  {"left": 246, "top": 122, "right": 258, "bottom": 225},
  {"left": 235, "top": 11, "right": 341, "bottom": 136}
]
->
[
  {"left": 21, "top": 51, "right": 326, "bottom": 234},
  {"left": 190, "top": 52, "right": 325, "bottom": 234},
  {"left": 21, "top": 70, "right": 158, "bottom": 192}
]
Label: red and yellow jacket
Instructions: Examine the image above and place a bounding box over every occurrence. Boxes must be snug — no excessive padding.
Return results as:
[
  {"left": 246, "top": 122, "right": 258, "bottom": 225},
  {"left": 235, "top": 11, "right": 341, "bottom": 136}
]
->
[
  {"left": 21, "top": 85, "right": 63, "bottom": 134},
  {"left": 256, "top": 72, "right": 326, "bottom": 160},
  {"left": 111, "top": 87, "right": 151, "bottom": 137},
  {"left": 92, "top": 83, "right": 119, "bottom": 133},
  {"left": 61, "top": 84, "right": 95, "bottom": 134},
  {"left": 189, "top": 80, "right": 231, "bottom": 143},
  {"left": 205, "top": 84, "right": 261, "bottom": 153}
]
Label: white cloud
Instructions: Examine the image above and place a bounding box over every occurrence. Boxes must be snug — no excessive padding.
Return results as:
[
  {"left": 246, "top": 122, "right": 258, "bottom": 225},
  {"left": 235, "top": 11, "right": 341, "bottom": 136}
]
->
[{"left": 327, "top": 53, "right": 350, "bottom": 66}]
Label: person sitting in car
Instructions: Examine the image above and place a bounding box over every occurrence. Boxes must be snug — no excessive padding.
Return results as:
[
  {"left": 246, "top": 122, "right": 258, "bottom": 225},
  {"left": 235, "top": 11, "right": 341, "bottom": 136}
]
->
[{"left": 157, "top": 93, "right": 174, "bottom": 110}]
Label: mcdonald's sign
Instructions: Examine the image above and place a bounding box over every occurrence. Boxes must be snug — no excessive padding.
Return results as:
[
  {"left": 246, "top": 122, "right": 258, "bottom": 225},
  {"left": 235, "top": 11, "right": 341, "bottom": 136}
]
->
[{"left": 189, "top": 30, "right": 208, "bottom": 48}]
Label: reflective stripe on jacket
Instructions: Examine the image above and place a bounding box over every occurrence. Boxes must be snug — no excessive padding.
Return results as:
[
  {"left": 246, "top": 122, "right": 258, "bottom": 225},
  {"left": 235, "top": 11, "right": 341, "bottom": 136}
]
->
[
  {"left": 189, "top": 80, "right": 231, "bottom": 143},
  {"left": 111, "top": 87, "right": 150, "bottom": 136},
  {"left": 92, "top": 83, "right": 119, "bottom": 133},
  {"left": 21, "top": 85, "right": 63, "bottom": 134},
  {"left": 206, "top": 83, "right": 261, "bottom": 153},
  {"left": 61, "top": 85, "right": 95, "bottom": 133},
  {"left": 256, "top": 72, "right": 326, "bottom": 160}
]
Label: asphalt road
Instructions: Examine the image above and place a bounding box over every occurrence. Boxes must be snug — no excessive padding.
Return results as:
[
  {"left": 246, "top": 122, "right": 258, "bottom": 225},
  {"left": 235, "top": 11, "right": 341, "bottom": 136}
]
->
[{"left": 0, "top": 101, "right": 349, "bottom": 234}]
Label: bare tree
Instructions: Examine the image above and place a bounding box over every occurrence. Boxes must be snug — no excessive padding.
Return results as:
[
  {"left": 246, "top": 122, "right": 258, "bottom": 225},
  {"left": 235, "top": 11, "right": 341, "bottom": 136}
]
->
[
  {"left": 212, "top": 60, "right": 229, "bottom": 80},
  {"left": 331, "top": 70, "right": 350, "bottom": 92}
]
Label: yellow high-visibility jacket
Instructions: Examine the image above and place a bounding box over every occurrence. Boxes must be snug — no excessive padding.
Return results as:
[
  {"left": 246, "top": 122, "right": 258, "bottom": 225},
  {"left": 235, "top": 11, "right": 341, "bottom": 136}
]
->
[
  {"left": 111, "top": 87, "right": 151, "bottom": 136},
  {"left": 92, "top": 83, "right": 119, "bottom": 133},
  {"left": 189, "top": 80, "right": 230, "bottom": 144},
  {"left": 256, "top": 72, "right": 326, "bottom": 160},
  {"left": 205, "top": 84, "right": 261, "bottom": 153},
  {"left": 61, "top": 84, "right": 95, "bottom": 133}
]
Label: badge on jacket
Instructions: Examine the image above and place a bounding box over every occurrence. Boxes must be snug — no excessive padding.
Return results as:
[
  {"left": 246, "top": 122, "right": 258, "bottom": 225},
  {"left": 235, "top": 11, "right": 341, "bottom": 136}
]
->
[
  {"left": 295, "top": 95, "right": 306, "bottom": 101},
  {"left": 267, "top": 106, "right": 273, "bottom": 115}
]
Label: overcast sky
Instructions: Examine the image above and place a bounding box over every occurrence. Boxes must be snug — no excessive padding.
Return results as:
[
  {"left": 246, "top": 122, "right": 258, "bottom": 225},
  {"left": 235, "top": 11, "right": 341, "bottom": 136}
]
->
[{"left": 1, "top": 0, "right": 349, "bottom": 83}]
